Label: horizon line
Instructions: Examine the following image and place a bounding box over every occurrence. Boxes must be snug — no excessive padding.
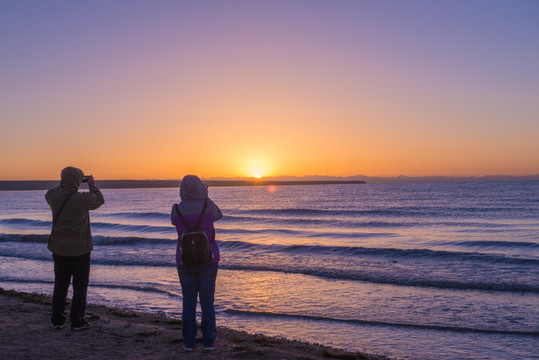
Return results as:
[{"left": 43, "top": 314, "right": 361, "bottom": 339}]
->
[{"left": 1, "top": 173, "right": 538, "bottom": 182}]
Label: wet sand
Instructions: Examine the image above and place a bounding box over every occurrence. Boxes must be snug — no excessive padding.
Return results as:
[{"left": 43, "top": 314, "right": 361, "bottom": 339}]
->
[{"left": 0, "top": 288, "right": 386, "bottom": 360}]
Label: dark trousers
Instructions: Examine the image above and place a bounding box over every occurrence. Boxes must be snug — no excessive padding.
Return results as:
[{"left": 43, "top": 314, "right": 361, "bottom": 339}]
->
[{"left": 51, "top": 252, "right": 91, "bottom": 327}]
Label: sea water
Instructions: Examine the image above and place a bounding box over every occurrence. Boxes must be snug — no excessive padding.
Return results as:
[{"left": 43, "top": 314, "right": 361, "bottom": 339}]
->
[{"left": 0, "top": 181, "right": 537, "bottom": 359}]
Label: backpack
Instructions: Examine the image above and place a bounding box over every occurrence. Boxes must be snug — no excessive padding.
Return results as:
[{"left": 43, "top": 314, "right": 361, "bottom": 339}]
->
[{"left": 175, "top": 200, "right": 214, "bottom": 266}]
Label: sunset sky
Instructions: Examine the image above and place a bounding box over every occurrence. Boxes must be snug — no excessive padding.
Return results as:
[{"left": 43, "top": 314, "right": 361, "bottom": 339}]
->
[{"left": 1, "top": 0, "right": 538, "bottom": 180}]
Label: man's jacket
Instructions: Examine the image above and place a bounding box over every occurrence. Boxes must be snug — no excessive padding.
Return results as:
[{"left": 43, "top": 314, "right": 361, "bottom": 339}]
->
[{"left": 46, "top": 167, "right": 104, "bottom": 256}]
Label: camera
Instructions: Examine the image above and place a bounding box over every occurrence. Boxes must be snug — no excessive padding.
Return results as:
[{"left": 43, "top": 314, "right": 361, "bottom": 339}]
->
[{"left": 82, "top": 175, "right": 91, "bottom": 182}]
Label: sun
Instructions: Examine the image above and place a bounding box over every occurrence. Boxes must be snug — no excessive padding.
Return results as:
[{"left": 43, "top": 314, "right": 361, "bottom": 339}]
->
[{"left": 243, "top": 158, "right": 272, "bottom": 179}]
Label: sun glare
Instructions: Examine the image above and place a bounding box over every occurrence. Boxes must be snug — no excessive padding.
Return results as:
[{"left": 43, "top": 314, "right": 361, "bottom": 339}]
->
[{"left": 243, "top": 158, "right": 272, "bottom": 179}]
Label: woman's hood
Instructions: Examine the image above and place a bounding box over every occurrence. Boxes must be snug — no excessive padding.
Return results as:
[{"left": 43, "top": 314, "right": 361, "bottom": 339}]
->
[
  {"left": 60, "top": 166, "right": 84, "bottom": 190},
  {"left": 180, "top": 175, "right": 208, "bottom": 200}
]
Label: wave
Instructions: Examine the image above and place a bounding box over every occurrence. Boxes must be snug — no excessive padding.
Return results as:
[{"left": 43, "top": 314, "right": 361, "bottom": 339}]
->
[
  {"left": 0, "top": 215, "right": 515, "bottom": 230},
  {"left": 91, "top": 222, "right": 172, "bottom": 233},
  {"left": 97, "top": 212, "right": 169, "bottom": 220},
  {"left": 218, "top": 264, "right": 539, "bottom": 293},
  {"left": 0, "top": 218, "right": 50, "bottom": 227},
  {"left": 2, "top": 234, "right": 537, "bottom": 265},
  {"left": 3, "top": 278, "right": 536, "bottom": 337},
  {"left": 218, "top": 227, "right": 395, "bottom": 239},
  {"left": 0, "top": 278, "right": 180, "bottom": 298},
  {"left": 223, "top": 309, "right": 539, "bottom": 337},
  {"left": 0, "top": 218, "right": 163, "bottom": 234},
  {"left": 446, "top": 240, "right": 539, "bottom": 249},
  {"left": 92, "top": 235, "right": 174, "bottom": 246},
  {"left": 229, "top": 207, "right": 432, "bottom": 218},
  {"left": 0, "top": 216, "right": 398, "bottom": 238},
  {"left": 228, "top": 205, "right": 538, "bottom": 219},
  {"left": 222, "top": 215, "right": 418, "bottom": 228},
  {"left": 1, "top": 217, "right": 396, "bottom": 238},
  {"left": 0, "top": 218, "right": 173, "bottom": 234},
  {"left": 0, "top": 233, "right": 174, "bottom": 246},
  {"left": 218, "top": 240, "right": 539, "bottom": 265},
  {"left": 1, "top": 250, "right": 536, "bottom": 293},
  {"left": 0, "top": 215, "right": 525, "bottom": 243},
  {"left": 0, "top": 218, "right": 174, "bottom": 234}
]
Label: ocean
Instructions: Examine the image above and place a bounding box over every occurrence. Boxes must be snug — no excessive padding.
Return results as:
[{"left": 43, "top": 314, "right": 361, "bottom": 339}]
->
[{"left": 0, "top": 181, "right": 537, "bottom": 359}]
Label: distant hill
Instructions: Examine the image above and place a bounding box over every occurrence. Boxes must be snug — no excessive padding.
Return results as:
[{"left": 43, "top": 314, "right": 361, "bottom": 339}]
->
[
  {"left": 0, "top": 179, "right": 366, "bottom": 191},
  {"left": 292, "top": 174, "right": 539, "bottom": 184},
  {"left": 208, "top": 174, "right": 539, "bottom": 184}
]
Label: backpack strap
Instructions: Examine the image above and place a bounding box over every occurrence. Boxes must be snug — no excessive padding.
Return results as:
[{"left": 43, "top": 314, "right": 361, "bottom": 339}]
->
[{"left": 175, "top": 199, "right": 208, "bottom": 230}]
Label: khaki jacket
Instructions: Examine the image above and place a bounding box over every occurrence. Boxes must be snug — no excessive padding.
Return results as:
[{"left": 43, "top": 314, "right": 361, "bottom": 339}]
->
[{"left": 46, "top": 167, "right": 104, "bottom": 256}]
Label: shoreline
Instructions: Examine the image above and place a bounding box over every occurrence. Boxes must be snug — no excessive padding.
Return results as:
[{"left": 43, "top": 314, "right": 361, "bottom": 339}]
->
[{"left": 0, "top": 287, "right": 386, "bottom": 360}]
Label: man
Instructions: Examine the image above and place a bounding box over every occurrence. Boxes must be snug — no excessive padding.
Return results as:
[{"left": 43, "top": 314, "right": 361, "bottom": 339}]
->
[{"left": 46, "top": 166, "right": 104, "bottom": 330}]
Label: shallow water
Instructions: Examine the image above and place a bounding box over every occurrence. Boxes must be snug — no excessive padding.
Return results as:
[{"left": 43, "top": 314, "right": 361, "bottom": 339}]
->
[{"left": 1, "top": 181, "right": 538, "bottom": 359}]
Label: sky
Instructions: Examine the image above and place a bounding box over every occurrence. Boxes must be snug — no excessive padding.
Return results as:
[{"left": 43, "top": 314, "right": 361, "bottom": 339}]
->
[{"left": 1, "top": 0, "right": 538, "bottom": 180}]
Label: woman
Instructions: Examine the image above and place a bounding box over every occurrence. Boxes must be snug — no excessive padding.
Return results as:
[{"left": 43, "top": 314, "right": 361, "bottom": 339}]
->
[{"left": 171, "top": 175, "right": 223, "bottom": 351}]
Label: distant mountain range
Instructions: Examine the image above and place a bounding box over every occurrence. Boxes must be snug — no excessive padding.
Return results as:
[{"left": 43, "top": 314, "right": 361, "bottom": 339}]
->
[
  {"left": 0, "top": 174, "right": 537, "bottom": 191},
  {"left": 207, "top": 174, "right": 539, "bottom": 184}
]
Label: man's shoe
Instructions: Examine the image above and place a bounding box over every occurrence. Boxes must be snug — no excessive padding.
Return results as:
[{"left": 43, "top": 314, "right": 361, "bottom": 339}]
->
[
  {"left": 204, "top": 341, "right": 218, "bottom": 351},
  {"left": 183, "top": 345, "right": 194, "bottom": 352},
  {"left": 71, "top": 322, "right": 92, "bottom": 331},
  {"left": 53, "top": 324, "right": 64, "bottom": 330}
]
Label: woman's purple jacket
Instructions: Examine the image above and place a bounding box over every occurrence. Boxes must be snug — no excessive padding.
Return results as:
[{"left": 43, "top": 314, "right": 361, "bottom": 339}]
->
[{"left": 171, "top": 175, "right": 223, "bottom": 266}]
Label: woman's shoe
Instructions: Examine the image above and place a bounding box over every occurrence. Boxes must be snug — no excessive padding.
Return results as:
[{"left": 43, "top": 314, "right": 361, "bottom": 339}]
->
[{"left": 204, "top": 341, "right": 218, "bottom": 351}]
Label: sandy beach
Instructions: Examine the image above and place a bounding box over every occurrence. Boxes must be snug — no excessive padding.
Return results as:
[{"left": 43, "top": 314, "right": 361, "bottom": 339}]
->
[{"left": 0, "top": 288, "right": 385, "bottom": 360}]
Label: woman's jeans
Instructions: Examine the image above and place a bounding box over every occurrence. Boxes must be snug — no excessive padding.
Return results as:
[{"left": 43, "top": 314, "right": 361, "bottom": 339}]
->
[
  {"left": 177, "top": 262, "right": 218, "bottom": 347},
  {"left": 51, "top": 252, "right": 91, "bottom": 327}
]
